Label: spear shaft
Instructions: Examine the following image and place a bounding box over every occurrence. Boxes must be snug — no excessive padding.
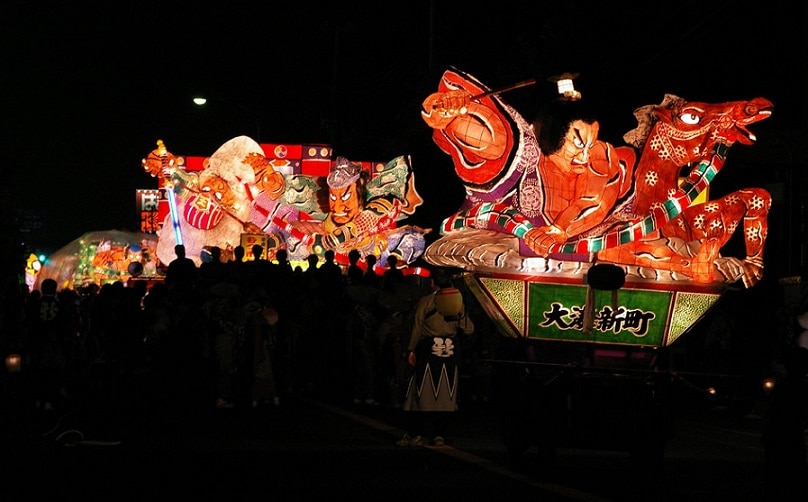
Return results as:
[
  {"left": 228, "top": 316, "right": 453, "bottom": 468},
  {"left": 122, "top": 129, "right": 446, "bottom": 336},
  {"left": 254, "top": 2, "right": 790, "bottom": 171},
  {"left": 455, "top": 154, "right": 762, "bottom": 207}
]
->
[{"left": 470, "top": 79, "right": 536, "bottom": 101}]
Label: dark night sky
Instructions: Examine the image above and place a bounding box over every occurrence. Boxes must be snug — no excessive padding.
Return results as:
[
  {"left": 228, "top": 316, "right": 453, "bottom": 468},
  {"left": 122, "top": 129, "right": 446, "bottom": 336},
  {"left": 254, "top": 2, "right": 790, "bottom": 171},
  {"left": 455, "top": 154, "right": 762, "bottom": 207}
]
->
[{"left": 1, "top": 1, "right": 805, "bottom": 275}]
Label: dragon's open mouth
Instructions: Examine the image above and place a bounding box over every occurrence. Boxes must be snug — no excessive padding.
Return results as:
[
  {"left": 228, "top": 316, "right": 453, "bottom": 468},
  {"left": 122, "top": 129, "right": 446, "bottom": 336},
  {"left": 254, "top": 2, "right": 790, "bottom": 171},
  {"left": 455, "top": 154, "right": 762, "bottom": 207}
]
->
[
  {"left": 735, "top": 100, "right": 773, "bottom": 145},
  {"left": 735, "top": 124, "right": 757, "bottom": 145}
]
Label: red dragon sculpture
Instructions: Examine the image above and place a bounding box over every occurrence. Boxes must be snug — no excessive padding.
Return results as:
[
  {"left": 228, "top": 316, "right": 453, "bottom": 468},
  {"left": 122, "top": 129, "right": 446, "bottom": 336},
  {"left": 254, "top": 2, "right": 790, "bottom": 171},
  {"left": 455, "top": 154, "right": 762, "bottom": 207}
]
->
[{"left": 593, "top": 94, "right": 773, "bottom": 287}]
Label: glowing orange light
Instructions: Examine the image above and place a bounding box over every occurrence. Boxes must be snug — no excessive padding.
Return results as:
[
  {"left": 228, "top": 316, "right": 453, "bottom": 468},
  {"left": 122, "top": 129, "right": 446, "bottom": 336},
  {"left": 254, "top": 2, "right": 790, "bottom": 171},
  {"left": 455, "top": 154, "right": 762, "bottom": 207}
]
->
[{"left": 5, "top": 353, "right": 22, "bottom": 373}]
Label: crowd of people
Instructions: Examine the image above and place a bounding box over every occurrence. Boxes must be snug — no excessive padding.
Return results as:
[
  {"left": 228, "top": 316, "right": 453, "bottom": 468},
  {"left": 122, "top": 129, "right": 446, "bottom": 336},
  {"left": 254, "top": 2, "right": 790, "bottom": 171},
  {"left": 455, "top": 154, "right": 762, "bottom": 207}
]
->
[
  {"left": 1, "top": 238, "right": 806, "bottom": 469},
  {"left": 0, "top": 243, "right": 494, "bottom": 419}
]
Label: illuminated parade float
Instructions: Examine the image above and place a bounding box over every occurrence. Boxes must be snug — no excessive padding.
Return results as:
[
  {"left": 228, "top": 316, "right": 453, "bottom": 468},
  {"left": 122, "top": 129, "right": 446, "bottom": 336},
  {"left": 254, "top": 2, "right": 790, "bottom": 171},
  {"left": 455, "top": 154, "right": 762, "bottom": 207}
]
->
[
  {"left": 39, "top": 65, "right": 773, "bottom": 359},
  {"left": 419, "top": 68, "right": 772, "bottom": 351},
  {"left": 139, "top": 138, "right": 428, "bottom": 270},
  {"left": 414, "top": 68, "right": 775, "bottom": 461},
  {"left": 32, "top": 230, "right": 160, "bottom": 291},
  {"left": 29, "top": 64, "right": 776, "bottom": 462}
]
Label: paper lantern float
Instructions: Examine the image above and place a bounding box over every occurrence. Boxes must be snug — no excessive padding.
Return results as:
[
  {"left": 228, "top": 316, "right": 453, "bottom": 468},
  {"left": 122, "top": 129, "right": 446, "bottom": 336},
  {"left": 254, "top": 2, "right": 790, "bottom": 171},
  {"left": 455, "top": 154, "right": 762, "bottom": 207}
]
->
[
  {"left": 144, "top": 137, "right": 427, "bottom": 269},
  {"left": 422, "top": 68, "right": 773, "bottom": 347}
]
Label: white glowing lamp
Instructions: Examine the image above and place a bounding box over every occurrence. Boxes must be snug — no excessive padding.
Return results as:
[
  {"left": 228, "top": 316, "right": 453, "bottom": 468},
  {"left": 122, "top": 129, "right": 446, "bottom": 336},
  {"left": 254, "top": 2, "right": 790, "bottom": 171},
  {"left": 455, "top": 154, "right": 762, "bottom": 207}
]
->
[
  {"left": 551, "top": 72, "right": 582, "bottom": 101},
  {"left": 557, "top": 78, "right": 574, "bottom": 94}
]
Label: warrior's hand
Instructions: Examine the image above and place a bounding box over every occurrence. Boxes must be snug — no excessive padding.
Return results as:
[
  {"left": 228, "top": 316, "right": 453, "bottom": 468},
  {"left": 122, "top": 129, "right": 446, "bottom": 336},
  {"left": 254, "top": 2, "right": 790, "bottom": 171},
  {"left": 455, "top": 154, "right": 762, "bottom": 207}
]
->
[
  {"left": 245, "top": 153, "right": 286, "bottom": 200},
  {"left": 142, "top": 139, "right": 179, "bottom": 178},
  {"left": 309, "top": 233, "right": 336, "bottom": 254},
  {"left": 262, "top": 170, "right": 286, "bottom": 200},
  {"left": 421, "top": 90, "right": 471, "bottom": 129},
  {"left": 524, "top": 226, "right": 568, "bottom": 257}
]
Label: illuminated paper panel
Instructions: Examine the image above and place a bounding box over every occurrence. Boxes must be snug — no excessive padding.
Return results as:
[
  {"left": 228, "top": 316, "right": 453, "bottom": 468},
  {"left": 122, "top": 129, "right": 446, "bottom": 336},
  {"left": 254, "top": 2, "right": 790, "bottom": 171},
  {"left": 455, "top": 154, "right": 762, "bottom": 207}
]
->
[{"left": 468, "top": 274, "right": 723, "bottom": 348}]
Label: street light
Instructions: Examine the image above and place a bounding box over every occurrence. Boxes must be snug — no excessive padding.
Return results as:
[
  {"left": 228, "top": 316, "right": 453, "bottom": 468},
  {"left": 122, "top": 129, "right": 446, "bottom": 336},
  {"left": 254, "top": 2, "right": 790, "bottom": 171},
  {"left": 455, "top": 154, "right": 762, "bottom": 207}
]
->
[{"left": 192, "top": 96, "right": 261, "bottom": 142}]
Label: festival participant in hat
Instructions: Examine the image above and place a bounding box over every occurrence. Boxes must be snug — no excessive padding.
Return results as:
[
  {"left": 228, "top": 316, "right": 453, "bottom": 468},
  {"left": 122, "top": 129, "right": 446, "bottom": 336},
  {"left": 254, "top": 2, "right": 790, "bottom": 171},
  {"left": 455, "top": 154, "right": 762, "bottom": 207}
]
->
[{"left": 396, "top": 270, "right": 474, "bottom": 447}]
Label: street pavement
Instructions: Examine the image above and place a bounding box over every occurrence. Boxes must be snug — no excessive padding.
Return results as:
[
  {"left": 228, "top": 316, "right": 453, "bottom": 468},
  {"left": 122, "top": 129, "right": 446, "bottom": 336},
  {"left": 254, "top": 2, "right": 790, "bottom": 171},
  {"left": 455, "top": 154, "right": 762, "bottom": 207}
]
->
[
  {"left": 1, "top": 369, "right": 775, "bottom": 502},
  {"left": 4, "top": 392, "right": 580, "bottom": 501}
]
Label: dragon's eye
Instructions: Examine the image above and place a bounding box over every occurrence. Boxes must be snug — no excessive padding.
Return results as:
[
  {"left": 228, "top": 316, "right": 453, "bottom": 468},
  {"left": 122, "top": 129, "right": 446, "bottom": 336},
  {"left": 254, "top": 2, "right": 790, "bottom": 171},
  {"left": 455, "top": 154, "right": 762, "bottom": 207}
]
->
[{"left": 680, "top": 112, "right": 700, "bottom": 125}]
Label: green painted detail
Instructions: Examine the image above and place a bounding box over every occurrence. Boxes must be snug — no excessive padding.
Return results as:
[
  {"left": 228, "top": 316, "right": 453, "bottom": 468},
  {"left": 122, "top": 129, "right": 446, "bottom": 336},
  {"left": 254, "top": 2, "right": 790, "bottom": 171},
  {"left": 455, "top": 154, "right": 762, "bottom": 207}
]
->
[
  {"left": 527, "top": 284, "right": 672, "bottom": 346},
  {"left": 479, "top": 277, "right": 525, "bottom": 334},
  {"left": 668, "top": 291, "right": 721, "bottom": 345}
]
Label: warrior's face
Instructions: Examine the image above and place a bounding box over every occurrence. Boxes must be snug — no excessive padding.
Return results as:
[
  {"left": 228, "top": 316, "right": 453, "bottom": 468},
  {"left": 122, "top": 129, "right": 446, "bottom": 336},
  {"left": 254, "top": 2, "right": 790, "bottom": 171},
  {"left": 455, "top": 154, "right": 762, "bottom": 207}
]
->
[
  {"left": 547, "top": 119, "right": 599, "bottom": 175},
  {"left": 329, "top": 181, "right": 362, "bottom": 225}
]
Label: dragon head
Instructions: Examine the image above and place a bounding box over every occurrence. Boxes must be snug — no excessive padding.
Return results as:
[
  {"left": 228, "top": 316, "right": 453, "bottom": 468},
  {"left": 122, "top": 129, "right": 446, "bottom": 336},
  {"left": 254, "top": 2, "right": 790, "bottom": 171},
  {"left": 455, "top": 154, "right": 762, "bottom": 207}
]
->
[{"left": 624, "top": 95, "right": 773, "bottom": 164}]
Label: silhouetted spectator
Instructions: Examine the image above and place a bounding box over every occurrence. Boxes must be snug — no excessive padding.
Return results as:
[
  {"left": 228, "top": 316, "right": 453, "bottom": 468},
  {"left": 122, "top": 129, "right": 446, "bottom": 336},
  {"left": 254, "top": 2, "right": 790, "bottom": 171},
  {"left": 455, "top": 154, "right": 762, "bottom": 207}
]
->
[
  {"left": 364, "top": 254, "right": 381, "bottom": 288},
  {"left": 245, "top": 244, "right": 272, "bottom": 299},
  {"left": 225, "top": 245, "right": 249, "bottom": 293},
  {"left": 294, "top": 253, "right": 324, "bottom": 395},
  {"left": 347, "top": 280, "right": 382, "bottom": 406},
  {"left": 347, "top": 249, "right": 364, "bottom": 286},
  {"left": 165, "top": 244, "right": 198, "bottom": 296},
  {"left": 244, "top": 299, "right": 281, "bottom": 408},
  {"left": 267, "top": 248, "right": 295, "bottom": 397},
  {"left": 142, "top": 281, "right": 171, "bottom": 372},
  {"left": 199, "top": 246, "right": 226, "bottom": 292},
  {"left": 164, "top": 244, "right": 205, "bottom": 407},
  {"left": 381, "top": 255, "right": 404, "bottom": 292},
  {"left": 312, "top": 249, "right": 349, "bottom": 398},
  {"left": 269, "top": 248, "right": 295, "bottom": 308},
  {"left": 344, "top": 249, "right": 385, "bottom": 405},
  {"left": 202, "top": 279, "right": 245, "bottom": 409},
  {"left": 25, "top": 278, "right": 70, "bottom": 411},
  {"left": 319, "top": 249, "right": 345, "bottom": 293}
]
